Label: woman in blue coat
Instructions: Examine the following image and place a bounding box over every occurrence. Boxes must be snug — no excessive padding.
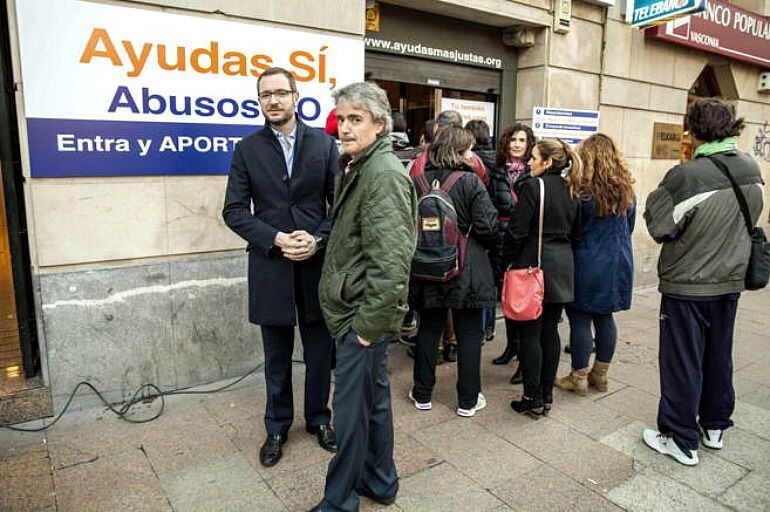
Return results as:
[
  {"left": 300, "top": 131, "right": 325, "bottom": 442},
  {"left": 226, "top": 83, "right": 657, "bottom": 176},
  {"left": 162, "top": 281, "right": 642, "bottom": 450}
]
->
[{"left": 556, "top": 133, "right": 635, "bottom": 395}]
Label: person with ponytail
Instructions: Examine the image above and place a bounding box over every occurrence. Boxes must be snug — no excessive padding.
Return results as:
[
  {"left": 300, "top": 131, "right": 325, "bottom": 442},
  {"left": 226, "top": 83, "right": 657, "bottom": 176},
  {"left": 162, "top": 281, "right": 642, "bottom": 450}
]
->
[
  {"left": 502, "top": 138, "right": 581, "bottom": 416},
  {"left": 555, "top": 133, "right": 635, "bottom": 397}
]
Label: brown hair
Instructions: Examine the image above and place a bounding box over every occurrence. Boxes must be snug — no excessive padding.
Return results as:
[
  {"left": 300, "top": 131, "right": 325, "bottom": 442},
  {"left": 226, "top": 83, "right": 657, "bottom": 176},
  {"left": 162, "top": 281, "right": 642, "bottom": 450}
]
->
[
  {"left": 428, "top": 125, "right": 475, "bottom": 169},
  {"left": 257, "top": 67, "right": 297, "bottom": 94},
  {"left": 534, "top": 138, "right": 583, "bottom": 196},
  {"left": 686, "top": 97, "right": 745, "bottom": 142},
  {"left": 576, "top": 134, "right": 635, "bottom": 217},
  {"left": 496, "top": 123, "right": 536, "bottom": 167}
]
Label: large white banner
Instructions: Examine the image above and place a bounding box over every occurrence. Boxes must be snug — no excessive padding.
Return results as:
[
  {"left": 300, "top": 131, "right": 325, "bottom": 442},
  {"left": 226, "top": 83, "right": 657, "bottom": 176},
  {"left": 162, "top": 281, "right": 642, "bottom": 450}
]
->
[{"left": 15, "top": 0, "right": 364, "bottom": 176}]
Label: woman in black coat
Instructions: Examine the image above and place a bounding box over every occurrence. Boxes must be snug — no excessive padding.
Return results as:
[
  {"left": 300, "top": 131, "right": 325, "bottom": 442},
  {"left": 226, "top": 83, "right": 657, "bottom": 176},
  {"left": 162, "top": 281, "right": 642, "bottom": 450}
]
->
[
  {"left": 502, "top": 138, "right": 581, "bottom": 416},
  {"left": 488, "top": 123, "right": 537, "bottom": 382},
  {"left": 409, "top": 126, "right": 498, "bottom": 417}
]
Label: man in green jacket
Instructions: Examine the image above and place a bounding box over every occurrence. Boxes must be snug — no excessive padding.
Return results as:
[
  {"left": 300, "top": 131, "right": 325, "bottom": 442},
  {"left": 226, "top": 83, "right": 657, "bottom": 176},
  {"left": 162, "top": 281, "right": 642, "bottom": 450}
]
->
[
  {"left": 310, "top": 82, "right": 417, "bottom": 511},
  {"left": 642, "top": 98, "right": 764, "bottom": 466}
]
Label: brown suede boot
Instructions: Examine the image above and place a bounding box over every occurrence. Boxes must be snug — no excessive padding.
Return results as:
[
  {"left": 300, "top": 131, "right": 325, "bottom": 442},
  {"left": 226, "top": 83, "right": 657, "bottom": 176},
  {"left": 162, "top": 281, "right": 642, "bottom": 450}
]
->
[
  {"left": 555, "top": 368, "right": 589, "bottom": 396},
  {"left": 588, "top": 361, "right": 610, "bottom": 392}
]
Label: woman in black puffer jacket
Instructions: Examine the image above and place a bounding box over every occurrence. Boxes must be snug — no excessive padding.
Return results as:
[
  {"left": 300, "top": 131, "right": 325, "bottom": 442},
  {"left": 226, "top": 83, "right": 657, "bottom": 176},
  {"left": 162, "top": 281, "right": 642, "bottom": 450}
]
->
[
  {"left": 409, "top": 126, "right": 498, "bottom": 417},
  {"left": 487, "top": 123, "right": 536, "bottom": 382}
]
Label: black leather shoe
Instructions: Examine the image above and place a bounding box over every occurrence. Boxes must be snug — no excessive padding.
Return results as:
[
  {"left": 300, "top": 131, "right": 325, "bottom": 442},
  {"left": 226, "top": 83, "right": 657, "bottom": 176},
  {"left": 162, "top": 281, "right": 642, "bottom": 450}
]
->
[
  {"left": 509, "top": 367, "right": 523, "bottom": 385},
  {"left": 510, "top": 396, "right": 544, "bottom": 418},
  {"left": 543, "top": 392, "right": 553, "bottom": 416},
  {"left": 492, "top": 346, "right": 517, "bottom": 365},
  {"left": 443, "top": 344, "right": 458, "bottom": 363},
  {"left": 307, "top": 424, "right": 337, "bottom": 453},
  {"left": 259, "top": 434, "right": 286, "bottom": 467},
  {"left": 357, "top": 486, "right": 397, "bottom": 506}
]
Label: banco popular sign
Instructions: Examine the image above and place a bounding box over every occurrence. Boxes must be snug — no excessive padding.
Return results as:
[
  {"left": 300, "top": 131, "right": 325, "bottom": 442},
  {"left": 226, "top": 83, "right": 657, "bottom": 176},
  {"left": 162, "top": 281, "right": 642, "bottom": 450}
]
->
[
  {"left": 627, "top": 0, "right": 704, "bottom": 27},
  {"left": 645, "top": 0, "right": 770, "bottom": 68},
  {"left": 15, "top": 0, "right": 363, "bottom": 177}
]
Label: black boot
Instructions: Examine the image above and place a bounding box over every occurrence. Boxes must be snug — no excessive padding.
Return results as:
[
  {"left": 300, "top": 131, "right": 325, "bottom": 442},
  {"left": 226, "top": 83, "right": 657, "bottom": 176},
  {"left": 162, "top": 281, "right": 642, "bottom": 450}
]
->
[
  {"left": 509, "top": 366, "right": 523, "bottom": 385},
  {"left": 542, "top": 390, "right": 553, "bottom": 416},
  {"left": 510, "top": 396, "right": 544, "bottom": 418},
  {"left": 492, "top": 341, "right": 517, "bottom": 365}
]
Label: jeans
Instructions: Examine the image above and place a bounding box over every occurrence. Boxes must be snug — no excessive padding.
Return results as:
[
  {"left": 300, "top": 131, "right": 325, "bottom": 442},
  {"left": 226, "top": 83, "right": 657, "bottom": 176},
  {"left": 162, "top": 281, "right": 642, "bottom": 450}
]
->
[
  {"left": 321, "top": 331, "right": 398, "bottom": 511},
  {"left": 565, "top": 309, "right": 617, "bottom": 369}
]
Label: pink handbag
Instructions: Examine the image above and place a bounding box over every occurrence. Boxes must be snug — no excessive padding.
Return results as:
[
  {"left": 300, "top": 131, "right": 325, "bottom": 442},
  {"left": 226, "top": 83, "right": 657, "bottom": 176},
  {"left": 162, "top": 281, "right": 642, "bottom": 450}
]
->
[{"left": 502, "top": 178, "right": 545, "bottom": 321}]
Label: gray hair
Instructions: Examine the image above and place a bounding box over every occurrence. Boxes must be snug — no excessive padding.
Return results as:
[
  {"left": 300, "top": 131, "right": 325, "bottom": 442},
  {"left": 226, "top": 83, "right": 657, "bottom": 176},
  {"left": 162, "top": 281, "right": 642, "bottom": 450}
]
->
[
  {"left": 333, "top": 82, "right": 393, "bottom": 135},
  {"left": 436, "top": 110, "right": 463, "bottom": 130}
]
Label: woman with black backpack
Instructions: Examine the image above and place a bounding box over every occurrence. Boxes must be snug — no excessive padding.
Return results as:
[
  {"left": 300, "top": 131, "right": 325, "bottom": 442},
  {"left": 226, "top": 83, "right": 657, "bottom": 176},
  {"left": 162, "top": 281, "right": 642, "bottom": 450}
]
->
[{"left": 408, "top": 125, "right": 498, "bottom": 417}]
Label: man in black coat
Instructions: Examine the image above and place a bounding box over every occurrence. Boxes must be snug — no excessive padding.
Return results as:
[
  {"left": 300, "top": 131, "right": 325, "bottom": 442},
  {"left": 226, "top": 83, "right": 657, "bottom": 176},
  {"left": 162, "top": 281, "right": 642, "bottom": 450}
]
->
[{"left": 223, "top": 67, "right": 339, "bottom": 467}]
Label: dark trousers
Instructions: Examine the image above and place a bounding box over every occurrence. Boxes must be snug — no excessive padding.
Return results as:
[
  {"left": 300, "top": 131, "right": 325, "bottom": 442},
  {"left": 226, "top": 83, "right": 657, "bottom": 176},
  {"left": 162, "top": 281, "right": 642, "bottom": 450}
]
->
[
  {"left": 518, "top": 303, "right": 563, "bottom": 401},
  {"left": 412, "top": 308, "right": 483, "bottom": 409},
  {"left": 322, "top": 330, "right": 398, "bottom": 512},
  {"left": 657, "top": 293, "right": 738, "bottom": 452},
  {"left": 504, "top": 317, "right": 523, "bottom": 353},
  {"left": 566, "top": 309, "right": 617, "bottom": 369},
  {"left": 260, "top": 319, "right": 333, "bottom": 436}
]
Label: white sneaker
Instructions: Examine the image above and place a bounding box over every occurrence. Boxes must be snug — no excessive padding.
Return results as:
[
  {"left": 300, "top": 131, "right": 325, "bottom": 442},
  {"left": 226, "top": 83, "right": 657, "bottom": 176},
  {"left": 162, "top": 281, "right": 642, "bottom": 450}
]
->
[
  {"left": 408, "top": 390, "right": 432, "bottom": 411},
  {"left": 457, "top": 393, "right": 487, "bottom": 417},
  {"left": 642, "top": 429, "right": 699, "bottom": 466},
  {"left": 702, "top": 428, "right": 724, "bottom": 449}
]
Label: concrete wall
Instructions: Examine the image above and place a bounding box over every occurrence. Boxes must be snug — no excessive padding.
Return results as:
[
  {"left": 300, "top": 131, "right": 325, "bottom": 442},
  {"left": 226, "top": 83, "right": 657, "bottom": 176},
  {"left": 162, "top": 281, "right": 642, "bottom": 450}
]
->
[{"left": 514, "top": 0, "right": 770, "bottom": 287}]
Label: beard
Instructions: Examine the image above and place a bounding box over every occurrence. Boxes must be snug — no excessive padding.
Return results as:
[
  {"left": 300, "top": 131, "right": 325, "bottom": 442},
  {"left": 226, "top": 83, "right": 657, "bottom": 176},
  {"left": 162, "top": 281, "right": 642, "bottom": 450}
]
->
[{"left": 266, "top": 103, "right": 296, "bottom": 128}]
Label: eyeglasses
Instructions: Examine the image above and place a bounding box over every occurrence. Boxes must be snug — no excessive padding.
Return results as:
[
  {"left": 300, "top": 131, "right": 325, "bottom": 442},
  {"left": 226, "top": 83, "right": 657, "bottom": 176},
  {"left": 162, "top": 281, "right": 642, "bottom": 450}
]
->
[{"left": 258, "top": 89, "right": 295, "bottom": 101}]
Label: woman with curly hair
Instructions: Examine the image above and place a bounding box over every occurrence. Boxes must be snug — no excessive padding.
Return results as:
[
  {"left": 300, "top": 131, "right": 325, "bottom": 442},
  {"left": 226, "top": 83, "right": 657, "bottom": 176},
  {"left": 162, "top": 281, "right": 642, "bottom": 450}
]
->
[
  {"left": 555, "top": 133, "right": 635, "bottom": 396},
  {"left": 488, "top": 124, "right": 537, "bottom": 386}
]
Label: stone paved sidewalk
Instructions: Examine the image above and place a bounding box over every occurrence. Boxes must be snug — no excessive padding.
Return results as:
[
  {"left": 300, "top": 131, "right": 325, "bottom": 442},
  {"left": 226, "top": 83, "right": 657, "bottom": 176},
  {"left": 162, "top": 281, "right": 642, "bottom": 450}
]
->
[{"left": 2, "top": 287, "right": 769, "bottom": 511}]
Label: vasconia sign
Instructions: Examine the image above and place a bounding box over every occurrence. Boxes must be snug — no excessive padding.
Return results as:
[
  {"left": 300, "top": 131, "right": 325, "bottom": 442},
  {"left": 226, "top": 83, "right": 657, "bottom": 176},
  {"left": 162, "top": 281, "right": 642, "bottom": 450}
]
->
[
  {"left": 626, "top": 0, "right": 704, "bottom": 27},
  {"left": 14, "top": 0, "right": 363, "bottom": 177},
  {"left": 645, "top": 0, "right": 770, "bottom": 68}
]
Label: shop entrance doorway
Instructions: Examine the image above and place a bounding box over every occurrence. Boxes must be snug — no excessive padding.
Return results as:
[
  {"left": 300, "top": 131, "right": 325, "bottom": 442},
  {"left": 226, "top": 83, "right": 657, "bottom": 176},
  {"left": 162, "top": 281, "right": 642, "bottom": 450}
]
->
[
  {"left": 376, "top": 79, "right": 499, "bottom": 148},
  {"left": 0, "top": 1, "right": 41, "bottom": 404},
  {"left": 682, "top": 65, "right": 724, "bottom": 160}
]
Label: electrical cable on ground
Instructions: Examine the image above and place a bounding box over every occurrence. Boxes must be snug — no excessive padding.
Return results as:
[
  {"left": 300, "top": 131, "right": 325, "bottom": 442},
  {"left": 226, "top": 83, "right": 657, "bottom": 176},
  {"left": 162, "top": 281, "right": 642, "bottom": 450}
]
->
[{"left": 0, "top": 359, "right": 305, "bottom": 433}]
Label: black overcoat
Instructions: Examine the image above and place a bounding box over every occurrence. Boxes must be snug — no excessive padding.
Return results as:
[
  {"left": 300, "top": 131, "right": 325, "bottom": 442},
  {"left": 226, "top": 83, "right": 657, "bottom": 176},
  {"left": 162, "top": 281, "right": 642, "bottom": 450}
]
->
[
  {"left": 223, "top": 119, "right": 338, "bottom": 326},
  {"left": 408, "top": 164, "right": 498, "bottom": 310},
  {"left": 502, "top": 170, "right": 581, "bottom": 304}
]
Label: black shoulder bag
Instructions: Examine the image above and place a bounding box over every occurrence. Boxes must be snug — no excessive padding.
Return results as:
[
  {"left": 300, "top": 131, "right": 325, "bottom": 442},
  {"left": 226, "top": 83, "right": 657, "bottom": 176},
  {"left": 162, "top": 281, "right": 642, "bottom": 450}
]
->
[{"left": 708, "top": 155, "right": 770, "bottom": 290}]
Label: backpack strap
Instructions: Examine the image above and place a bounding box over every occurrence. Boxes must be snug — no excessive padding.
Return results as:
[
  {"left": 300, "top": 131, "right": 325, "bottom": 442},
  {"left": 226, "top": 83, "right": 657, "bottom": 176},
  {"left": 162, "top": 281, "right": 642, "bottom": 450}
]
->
[
  {"left": 414, "top": 172, "right": 431, "bottom": 195},
  {"left": 440, "top": 171, "right": 465, "bottom": 193},
  {"left": 706, "top": 155, "right": 753, "bottom": 237}
]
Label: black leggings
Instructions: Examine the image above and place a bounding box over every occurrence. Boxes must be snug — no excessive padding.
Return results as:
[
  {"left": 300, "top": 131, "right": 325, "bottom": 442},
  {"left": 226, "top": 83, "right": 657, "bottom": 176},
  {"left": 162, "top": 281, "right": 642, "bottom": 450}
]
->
[
  {"left": 412, "top": 308, "right": 483, "bottom": 409},
  {"left": 517, "top": 303, "right": 564, "bottom": 401}
]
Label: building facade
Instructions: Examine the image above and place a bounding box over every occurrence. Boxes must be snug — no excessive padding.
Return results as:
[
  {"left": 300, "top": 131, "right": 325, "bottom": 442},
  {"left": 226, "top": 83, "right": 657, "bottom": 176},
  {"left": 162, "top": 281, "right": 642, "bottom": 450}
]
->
[{"left": 0, "top": 0, "right": 768, "bottom": 416}]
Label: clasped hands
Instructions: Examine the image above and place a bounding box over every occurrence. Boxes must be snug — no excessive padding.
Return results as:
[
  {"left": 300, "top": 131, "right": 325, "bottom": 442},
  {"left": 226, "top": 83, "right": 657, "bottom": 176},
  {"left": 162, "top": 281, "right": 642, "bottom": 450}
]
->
[{"left": 274, "top": 230, "right": 319, "bottom": 261}]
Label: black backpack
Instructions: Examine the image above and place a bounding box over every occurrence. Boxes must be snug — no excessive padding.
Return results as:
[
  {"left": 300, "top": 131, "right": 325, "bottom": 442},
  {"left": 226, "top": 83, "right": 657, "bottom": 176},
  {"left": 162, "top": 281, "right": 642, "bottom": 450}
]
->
[{"left": 411, "top": 171, "right": 468, "bottom": 282}]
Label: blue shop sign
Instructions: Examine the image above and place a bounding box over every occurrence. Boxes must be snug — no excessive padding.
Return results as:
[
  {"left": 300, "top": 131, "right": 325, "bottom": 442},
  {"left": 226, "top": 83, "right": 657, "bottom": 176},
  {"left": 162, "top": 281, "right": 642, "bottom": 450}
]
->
[{"left": 626, "top": 0, "right": 705, "bottom": 27}]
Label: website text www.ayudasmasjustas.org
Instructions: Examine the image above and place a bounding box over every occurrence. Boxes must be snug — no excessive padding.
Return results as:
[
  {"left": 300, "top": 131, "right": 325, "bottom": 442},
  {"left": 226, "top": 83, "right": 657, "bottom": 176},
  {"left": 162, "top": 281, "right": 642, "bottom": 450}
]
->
[{"left": 364, "top": 37, "right": 503, "bottom": 69}]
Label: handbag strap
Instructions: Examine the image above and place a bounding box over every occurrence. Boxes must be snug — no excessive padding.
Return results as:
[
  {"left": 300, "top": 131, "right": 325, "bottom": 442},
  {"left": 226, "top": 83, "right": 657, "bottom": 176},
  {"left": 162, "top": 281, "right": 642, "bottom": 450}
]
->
[
  {"left": 536, "top": 177, "right": 544, "bottom": 268},
  {"left": 706, "top": 156, "right": 753, "bottom": 236}
]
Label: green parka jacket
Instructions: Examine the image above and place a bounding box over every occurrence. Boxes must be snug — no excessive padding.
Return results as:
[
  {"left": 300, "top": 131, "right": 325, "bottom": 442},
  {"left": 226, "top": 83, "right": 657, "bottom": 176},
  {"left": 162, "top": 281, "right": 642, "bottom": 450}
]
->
[{"left": 319, "top": 136, "right": 417, "bottom": 344}]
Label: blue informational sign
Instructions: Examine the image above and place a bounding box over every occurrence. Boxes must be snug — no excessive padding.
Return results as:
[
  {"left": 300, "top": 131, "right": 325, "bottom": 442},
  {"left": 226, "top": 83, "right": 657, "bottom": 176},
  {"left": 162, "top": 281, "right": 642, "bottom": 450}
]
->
[
  {"left": 626, "top": 0, "right": 704, "bottom": 27},
  {"left": 531, "top": 107, "right": 600, "bottom": 146}
]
